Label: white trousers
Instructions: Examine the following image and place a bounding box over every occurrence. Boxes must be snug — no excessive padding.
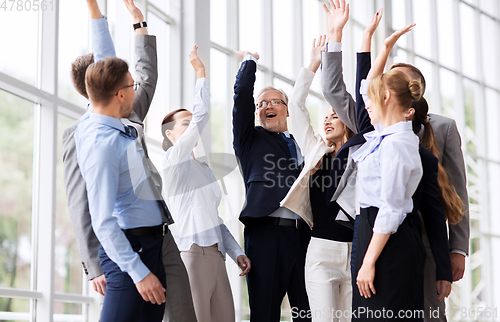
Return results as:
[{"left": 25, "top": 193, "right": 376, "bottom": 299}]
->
[{"left": 305, "top": 237, "right": 352, "bottom": 322}]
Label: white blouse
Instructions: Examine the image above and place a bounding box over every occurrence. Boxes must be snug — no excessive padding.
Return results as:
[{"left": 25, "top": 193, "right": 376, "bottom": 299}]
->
[
  {"left": 352, "top": 79, "right": 422, "bottom": 234},
  {"left": 162, "top": 78, "right": 245, "bottom": 262}
]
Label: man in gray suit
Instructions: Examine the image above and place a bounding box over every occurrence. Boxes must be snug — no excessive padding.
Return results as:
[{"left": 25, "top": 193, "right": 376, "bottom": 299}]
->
[
  {"left": 390, "top": 63, "right": 469, "bottom": 322},
  {"left": 62, "top": 1, "right": 197, "bottom": 321}
]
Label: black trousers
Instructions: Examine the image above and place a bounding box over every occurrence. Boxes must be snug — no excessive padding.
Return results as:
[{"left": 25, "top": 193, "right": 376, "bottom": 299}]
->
[
  {"left": 352, "top": 207, "right": 425, "bottom": 321},
  {"left": 244, "top": 222, "right": 312, "bottom": 322},
  {"left": 99, "top": 234, "right": 166, "bottom": 322}
]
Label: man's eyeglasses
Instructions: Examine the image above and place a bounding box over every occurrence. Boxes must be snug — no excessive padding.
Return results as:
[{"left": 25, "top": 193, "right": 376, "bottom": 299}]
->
[
  {"left": 256, "top": 99, "right": 287, "bottom": 109},
  {"left": 115, "top": 82, "right": 139, "bottom": 96}
]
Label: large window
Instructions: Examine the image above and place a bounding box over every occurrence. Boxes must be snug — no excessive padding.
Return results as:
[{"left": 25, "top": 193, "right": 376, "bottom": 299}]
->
[
  {"left": 0, "top": 0, "right": 499, "bottom": 321},
  {"left": 0, "top": 1, "right": 174, "bottom": 320},
  {"left": 0, "top": 90, "right": 35, "bottom": 321}
]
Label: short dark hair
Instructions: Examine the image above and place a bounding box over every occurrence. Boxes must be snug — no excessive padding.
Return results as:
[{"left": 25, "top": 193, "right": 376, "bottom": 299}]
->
[
  {"left": 71, "top": 53, "right": 94, "bottom": 99},
  {"left": 85, "top": 57, "right": 129, "bottom": 105},
  {"left": 390, "top": 62, "right": 426, "bottom": 95}
]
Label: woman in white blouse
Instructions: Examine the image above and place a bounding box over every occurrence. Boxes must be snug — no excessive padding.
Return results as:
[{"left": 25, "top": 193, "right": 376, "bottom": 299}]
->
[
  {"left": 350, "top": 25, "right": 426, "bottom": 320},
  {"left": 160, "top": 45, "right": 251, "bottom": 322}
]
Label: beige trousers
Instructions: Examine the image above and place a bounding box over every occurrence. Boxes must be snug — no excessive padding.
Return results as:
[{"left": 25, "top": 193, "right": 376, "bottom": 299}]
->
[{"left": 181, "top": 244, "right": 235, "bottom": 322}]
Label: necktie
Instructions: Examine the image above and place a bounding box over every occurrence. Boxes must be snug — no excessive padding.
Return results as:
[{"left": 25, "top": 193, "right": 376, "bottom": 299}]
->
[
  {"left": 280, "top": 133, "right": 298, "bottom": 167},
  {"left": 125, "top": 125, "right": 138, "bottom": 138},
  {"left": 127, "top": 124, "right": 174, "bottom": 225}
]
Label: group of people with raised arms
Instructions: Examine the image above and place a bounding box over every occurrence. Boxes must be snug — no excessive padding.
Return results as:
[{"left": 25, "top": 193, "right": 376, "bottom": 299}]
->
[{"left": 62, "top": 0, "right": 469, "bottom": 321}]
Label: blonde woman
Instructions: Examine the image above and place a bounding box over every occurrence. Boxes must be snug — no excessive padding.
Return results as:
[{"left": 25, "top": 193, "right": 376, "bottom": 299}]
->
[{"left": 351, "top": 24, "right": 427, "bottom": 320}]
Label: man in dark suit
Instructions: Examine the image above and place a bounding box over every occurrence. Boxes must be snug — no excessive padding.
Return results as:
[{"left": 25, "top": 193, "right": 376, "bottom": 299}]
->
[{"left": 232, "top": 51, "right": 311, "bottom": 322}]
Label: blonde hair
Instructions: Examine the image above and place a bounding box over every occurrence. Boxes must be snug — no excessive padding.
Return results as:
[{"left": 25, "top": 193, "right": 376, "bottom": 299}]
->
[
  {"left": 367, "top": 69, "right": 422, "bottom": 115},
  {"left": 412, "top": 98, "right": 464, "bottom": 224}
]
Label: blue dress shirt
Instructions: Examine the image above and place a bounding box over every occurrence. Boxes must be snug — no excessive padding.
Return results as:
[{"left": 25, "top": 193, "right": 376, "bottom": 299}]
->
[
  {"left": 91, "top": 16, "right": 116, "bottom": 62},
  {"left": 75, "top": 113, "right": 163, "bottom": 284}
]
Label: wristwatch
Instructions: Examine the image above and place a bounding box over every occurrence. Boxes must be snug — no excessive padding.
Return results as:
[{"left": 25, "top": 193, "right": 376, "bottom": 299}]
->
[{"left": 133, "top": 21, "right": 147, "bottom": 30}]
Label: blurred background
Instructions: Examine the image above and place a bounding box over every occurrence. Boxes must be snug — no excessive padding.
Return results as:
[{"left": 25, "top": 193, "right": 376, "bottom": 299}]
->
[{"left": 0, "top": 0, "right": 499, "bottom": 321}]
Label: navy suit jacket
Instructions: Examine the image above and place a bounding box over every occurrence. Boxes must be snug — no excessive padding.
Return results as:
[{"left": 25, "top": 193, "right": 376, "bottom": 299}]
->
[
  {"left": 233, "top": 60, "right": 301, "bottom": 225},
  {"left": 414, "top": 147, "right": 453, "bottom": 282}
]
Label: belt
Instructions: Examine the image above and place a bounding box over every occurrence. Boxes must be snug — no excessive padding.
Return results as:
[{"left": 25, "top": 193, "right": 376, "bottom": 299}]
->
[
  {"left": 258, "top": 216, "right": 308, "bottom": 230},
  {"left": 123, "top": 223, "right": 169, "bottom": 237}
]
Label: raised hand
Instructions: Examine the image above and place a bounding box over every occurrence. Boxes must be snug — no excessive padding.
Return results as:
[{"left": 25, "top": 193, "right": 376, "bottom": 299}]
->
[
  {"left": 322, "top": 0, "right": 350, "bottom": 43},
  {"left": 361, "top": 9, "right": 383, "bottom": 52},
  {"left": 308, "top": 35, "right": 327, "bottom": 73},
  {"left": 367, "top": 23, "right": 415, "bottom": 80},
  {"left": 384, "top": 23, "right": 416, "bottom": 51},
  {"left": 365, "top": 8, "right": 383, "bottom": 36},
  {"left": 123, "top": 0, "right": 144, "bottom": 24},
  {"left": 189, "top": 45, "right": 206, "bottom": 79},
  {"left": 86, "top": 0, "right": 103, "bottom": 19},
  {"left": 235, "top": 50, "right": 260, "bottom": 61}
]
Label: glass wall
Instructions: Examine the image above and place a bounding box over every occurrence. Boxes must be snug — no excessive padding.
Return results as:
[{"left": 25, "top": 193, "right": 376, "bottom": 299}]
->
[
  {"left": 0, "top": 90, "right": 35, "bottom": 321},
  {"left": 0, "top": 0, "right": 498, "bottom": 321},
  {"left": 0, "top": 0, "right": 175, "bottom": 320}
]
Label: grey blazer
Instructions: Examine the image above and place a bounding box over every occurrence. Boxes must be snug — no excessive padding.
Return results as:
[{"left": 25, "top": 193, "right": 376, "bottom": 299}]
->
[
  {"left": 321, "top": 51, "right": 363, "bottom": 222},
  {"left": 428, "top": 113, "right": 470, "bottom": 255},
  {"left": 62, "top": 35, "right": 158, "bottom": 280}
]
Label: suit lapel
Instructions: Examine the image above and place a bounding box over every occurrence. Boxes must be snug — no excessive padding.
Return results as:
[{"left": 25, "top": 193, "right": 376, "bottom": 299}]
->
[
  {"left": 325, "top": 129, "right": 370, "bottom": 203},
  {"left": 267, "top": 131, "right": 292, "bottom": 159}
]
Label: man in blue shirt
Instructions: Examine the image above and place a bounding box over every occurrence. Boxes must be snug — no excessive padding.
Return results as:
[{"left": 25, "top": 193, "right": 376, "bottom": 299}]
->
[
  {"left": 62, "top": 1, "right": 197, "bottom": 321},
  {"left": 75, "top": 56, "right": 166, "bottom": 321}
]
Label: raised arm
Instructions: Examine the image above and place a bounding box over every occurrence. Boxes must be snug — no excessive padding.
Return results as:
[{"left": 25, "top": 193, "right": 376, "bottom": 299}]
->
[
  {"left": 88, "top": 0, "right": 116, "bottom": 62},
  {"left": 360, "top": 24, "right": 415, "bottom": 111},
  {"left": 123, "top": 0, "right": 158, "bottom": 122},
  {"left": 321, "top": 0, "right": 358, "bottom": 133},
  {"left": 360, "top": 9, "right": 382, "bottom": 52},
  {"left": 289, "top": 36, "right": 329, "bottom": 155},
  {"left": 232, "top": 51, "right": 259, "bottom": 152},
  {"left": 124, "top": 0, "right": 148, "bottom": 35},
  {"left": 356, "top": 9, "right": 382, "bottom": 132},
  {"left": 164, "top": 46, "right": 209, "bottom": 165},
  {"left": 366, "top": 24, "right": 415, "bottom": 81}
]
